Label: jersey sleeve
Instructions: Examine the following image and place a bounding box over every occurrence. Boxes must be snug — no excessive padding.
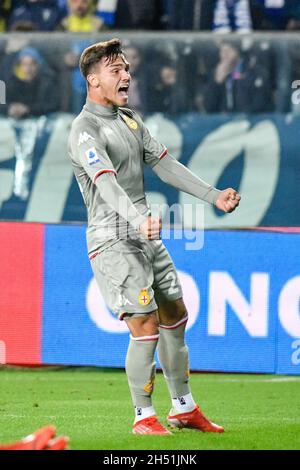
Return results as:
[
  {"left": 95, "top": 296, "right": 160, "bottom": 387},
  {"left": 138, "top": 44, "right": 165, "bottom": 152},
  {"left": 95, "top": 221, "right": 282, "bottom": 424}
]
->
[
  {"left": 140, "top": 119, "right": 167, "bottom": 168},
  {"left": 152, "top": 152, "right": 221, "bottom": 205},
  {"left": 69, "top": 118, "right": 116, "bottom": 184}
]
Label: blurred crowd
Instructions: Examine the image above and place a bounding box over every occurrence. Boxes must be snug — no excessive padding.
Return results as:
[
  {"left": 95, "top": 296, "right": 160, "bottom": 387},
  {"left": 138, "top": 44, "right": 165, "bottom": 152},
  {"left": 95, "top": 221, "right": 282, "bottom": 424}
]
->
[
  {"left": 0, "top": 0, "right": 300, "bottom": 118},
  {"left": 0, "top": 35, "right": 299, "bottom": 117},
  {"left": 1, "top": 1, "right": 300, "bottom": 33}
]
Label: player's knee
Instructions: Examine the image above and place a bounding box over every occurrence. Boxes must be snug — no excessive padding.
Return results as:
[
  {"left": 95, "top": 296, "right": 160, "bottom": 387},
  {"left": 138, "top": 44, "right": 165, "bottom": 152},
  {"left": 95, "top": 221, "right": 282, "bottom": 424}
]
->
[
  {"left": 159, "top": 298, "right": 188, "bottom": 326},
  {"left": 138, "top": 313, "right": 159, "bottom": 336},
  {"left": 174, "top": 302, "right": 188, "bottom": 321},
  {"left": 126, "top": 311, "right": 159, "bottom": 338},
  {"left": 171, "top": 310, "right": 188, "bottom": 326}
]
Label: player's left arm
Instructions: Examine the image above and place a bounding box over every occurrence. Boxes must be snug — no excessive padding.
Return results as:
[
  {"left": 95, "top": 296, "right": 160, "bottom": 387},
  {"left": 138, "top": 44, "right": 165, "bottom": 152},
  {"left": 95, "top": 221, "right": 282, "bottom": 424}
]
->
[
  {"left": 152, "top": 152, "right": 241, "bottom": 213},
  {"left": 137, "top": 114, "right": 240, "bottom": 213}
]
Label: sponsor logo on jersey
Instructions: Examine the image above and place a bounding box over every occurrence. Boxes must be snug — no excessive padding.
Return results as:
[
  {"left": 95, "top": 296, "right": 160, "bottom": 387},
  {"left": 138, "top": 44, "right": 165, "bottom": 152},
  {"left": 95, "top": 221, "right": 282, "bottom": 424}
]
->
[
  {"left": 138, "top": 288, "right": 151, "bottom": 306},
  {"left": 123, "top": 115, "right": 138, "bottom": 130},
  {"left": 85, "top": 147, "right": 100, "bottom": 165},
  {"left": 78, "top": 132, "right": 95, "bottom": 146}
]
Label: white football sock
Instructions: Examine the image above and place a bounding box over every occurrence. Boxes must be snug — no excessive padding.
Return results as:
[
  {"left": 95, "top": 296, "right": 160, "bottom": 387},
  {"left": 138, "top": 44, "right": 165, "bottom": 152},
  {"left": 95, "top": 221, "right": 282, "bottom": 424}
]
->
[
  {"left": 134, "top": 405, "right": 156, "bottom": 423},
  {"left": 171, "top": 392, "right": 196, "bottom": 413}
]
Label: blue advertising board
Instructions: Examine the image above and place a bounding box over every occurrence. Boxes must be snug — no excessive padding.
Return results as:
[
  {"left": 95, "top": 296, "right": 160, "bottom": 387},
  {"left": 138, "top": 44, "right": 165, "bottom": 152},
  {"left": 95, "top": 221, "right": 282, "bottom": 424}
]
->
[{"left": 42, "top": 225, "right": 300, "bottom": 374}]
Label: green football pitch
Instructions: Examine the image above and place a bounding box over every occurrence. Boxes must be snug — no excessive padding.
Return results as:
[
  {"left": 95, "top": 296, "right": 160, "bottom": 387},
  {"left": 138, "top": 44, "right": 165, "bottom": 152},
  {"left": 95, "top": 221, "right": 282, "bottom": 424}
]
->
[{"left": 0, "top": 367, "right": 299, "bottom": 450}]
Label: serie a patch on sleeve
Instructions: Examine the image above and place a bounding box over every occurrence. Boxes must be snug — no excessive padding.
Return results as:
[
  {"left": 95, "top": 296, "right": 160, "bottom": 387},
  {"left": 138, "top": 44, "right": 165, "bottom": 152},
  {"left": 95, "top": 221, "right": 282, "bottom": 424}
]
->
[{"left": 85, "top": 147, "right": 101, "bottom": 165}]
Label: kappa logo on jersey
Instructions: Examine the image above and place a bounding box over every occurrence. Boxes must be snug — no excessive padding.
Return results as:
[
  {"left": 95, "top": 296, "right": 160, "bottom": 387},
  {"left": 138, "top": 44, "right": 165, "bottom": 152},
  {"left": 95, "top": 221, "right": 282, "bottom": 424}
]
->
[
  {"left": 85, "top": 147, "right": 100, "bottom": 165},
  {"left": 122, "top": 115, "right": 138, "bottom": 130},
  {"left": 118, "top": 293, "right": 133, "bottom": 307},
  {"left": 138, "top": 289, "right": 151, "bottom": 306},
  {"left": 78, "top": 132, "right": 95, "bottom": 146}
]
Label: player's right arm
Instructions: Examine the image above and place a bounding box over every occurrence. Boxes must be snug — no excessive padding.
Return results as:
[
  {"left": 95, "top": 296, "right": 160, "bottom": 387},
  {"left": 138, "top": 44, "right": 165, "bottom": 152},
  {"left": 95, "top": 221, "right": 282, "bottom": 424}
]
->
[
  {"left": 69, "top": 118, "right": 160, "bottom": 239},
  {"left": 94, "top": 172, "right": 161, "bottom": 239}
]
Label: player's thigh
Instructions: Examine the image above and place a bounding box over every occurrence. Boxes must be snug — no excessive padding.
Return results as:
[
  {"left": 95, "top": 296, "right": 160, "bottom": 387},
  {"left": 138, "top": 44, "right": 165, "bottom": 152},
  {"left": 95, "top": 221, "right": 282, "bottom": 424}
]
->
[
  {"left": 90, "top": 240, "right": 157, "bottom": 320},
  {"left": 151, "top": 241, "right": 183, "bottom": 311}
]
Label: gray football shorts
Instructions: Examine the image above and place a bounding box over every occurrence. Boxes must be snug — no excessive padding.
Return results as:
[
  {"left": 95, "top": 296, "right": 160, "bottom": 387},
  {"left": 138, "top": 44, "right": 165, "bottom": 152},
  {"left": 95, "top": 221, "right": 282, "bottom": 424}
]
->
[{"left": 89, "top": 238, "right": 183, "bottom": 320}]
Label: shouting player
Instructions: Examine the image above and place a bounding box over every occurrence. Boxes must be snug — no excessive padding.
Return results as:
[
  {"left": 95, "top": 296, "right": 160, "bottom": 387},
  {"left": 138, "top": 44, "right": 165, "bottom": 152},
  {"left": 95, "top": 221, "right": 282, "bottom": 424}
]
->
[{"left": 68, "top": 38, "right": 240, "bottom": 435}]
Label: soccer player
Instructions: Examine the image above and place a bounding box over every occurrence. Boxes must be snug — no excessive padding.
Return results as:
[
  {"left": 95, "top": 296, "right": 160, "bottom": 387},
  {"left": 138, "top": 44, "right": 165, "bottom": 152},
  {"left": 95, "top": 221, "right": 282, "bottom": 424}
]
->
[{"left": 68, "top": 38, "right": 241, "bottom": 435}]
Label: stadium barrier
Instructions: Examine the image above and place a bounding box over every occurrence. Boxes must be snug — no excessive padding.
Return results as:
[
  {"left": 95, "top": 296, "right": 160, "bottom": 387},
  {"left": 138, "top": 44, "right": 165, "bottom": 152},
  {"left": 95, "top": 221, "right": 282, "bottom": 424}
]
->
[
  {"left": 1, "top": 112, "right": 300, "bottom": 226},
  {"left": 0, "top": 221, "right": 299, "bottom": 374}
]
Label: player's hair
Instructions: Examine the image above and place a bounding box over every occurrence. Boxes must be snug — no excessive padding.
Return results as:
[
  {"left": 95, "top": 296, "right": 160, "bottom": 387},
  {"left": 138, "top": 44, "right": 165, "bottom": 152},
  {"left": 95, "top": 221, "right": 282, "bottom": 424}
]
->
[{"left": 79, "top": 38, "right": 123, "bottom": 80}]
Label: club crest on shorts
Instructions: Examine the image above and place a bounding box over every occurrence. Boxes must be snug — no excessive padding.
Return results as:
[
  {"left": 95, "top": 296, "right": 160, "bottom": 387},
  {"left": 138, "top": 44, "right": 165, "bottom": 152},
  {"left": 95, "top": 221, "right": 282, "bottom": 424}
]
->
[
  {"left": 85, "top": 147, "right": 100, "bottom": 165},
  {"left": 138, "top": 288, "right": 151, "bottom": 306},
  {"left": 123, "top": 115, "right": 138, "bottom": 130}
]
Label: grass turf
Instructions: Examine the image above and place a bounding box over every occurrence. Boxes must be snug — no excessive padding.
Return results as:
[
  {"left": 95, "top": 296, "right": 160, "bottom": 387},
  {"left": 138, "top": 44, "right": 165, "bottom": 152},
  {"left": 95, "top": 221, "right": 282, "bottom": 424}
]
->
[{"left": 0, "top": 367, "right": 299, "bottom": 450}]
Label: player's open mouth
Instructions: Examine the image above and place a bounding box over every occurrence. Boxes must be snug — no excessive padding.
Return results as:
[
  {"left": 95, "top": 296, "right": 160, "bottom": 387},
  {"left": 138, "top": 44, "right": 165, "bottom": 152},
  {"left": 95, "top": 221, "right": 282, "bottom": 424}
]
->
[{"left": 118, "top": 85, "right": 129, "bottom": 98}]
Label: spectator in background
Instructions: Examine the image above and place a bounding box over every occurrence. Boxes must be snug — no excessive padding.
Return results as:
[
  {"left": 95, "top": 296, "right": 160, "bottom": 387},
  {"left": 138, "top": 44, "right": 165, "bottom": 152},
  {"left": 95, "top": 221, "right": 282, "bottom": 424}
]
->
[
  {"left": 8, "top": 0, "right": 64, "bottom": 31},
  {"left": 5, "top": 47, "right": 59, "bottom": 118},
  {"left": 63, "top": 39, "right": 90, "bottom": 113},
  {"left": 164, "top": 0, "right": 253, "bottom": 32},
  {"left": 203, "top": 40, "right": 273, "bottom": 112},
  {"left": 164, "top": 0, "right": 217, "bottom": 30},
  {"left": 213, "top": 0, "right": 253, "bottom": 32},
  {"left": 56, "top": 0, "right": 69, "bottom": 15},
  {"left": 189, "top": 42, "right": 220, "bottom": 112},
  {"left": 59, "top": 0, "right": 105, "bottom": 32},
  {"left": 4, "top": 46, "right": 59, "bottom": 200},
  {"left": 0, "top": 0, "right": 12, "bottom": 31},
  {"left": 96, "top": 0, "right": 163, "bottom": 29},
  {"left": 0, "top": 37, "right": 30, "bottom": 83},
  {"left": 148, "top": 63, "right": 186, "bottom": 114},
  {"left": 95, "top": 0, "right": 118, "bottom": 26},
  {"left": 123, "top": 45, "right": 148, "bottom": 115},
  {"left": 250, "top": 0, "right": 300, "bottom": 30}
]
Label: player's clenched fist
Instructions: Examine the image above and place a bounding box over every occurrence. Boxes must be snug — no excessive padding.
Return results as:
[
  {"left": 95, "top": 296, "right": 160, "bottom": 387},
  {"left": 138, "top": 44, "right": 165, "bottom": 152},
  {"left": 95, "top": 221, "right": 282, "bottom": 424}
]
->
[
  {"left": 139, "top": 216, "right": 162, "bottom": 240},
  {"left": 215, "top": 188, "right": 241, "bottom": 213}
]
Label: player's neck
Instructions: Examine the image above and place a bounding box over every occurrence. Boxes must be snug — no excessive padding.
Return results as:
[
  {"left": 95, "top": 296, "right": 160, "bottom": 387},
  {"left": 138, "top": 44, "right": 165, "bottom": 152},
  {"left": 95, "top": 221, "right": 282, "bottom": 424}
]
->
[
  {"left": 85, "top": 98, "right": 118, "bottom": 118},
  {"left": 87, "top": 92, "right": 117, "bottom": 110}
]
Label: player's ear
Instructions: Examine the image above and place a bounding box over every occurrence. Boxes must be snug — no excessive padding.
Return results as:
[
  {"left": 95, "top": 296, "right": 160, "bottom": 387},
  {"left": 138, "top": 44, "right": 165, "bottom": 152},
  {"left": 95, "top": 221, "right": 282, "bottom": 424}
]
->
[{"left": 87, "top": 73, "right": 100, "bottom": 88}]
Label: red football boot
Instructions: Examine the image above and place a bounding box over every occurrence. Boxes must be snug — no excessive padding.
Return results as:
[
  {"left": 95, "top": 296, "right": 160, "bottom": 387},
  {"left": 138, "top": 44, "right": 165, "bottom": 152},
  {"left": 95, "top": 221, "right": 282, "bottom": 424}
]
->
[
  {"left": 0, "top": 425, "right": 56, "bottom": 450},
  {"left": 167, "top": 405, "right": 224, "bottom": 433},
  {"left": 133, "top": 416, "right": 172, "bottom": 435},
  {"left": 46, "top": 436, "right": 69, "bottom": 450}
]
